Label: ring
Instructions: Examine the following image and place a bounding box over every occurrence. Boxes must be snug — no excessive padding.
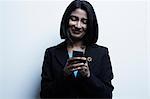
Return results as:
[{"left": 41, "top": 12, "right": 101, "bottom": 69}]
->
[{"left": 87, "top": 57, "right": 92, "bottom": 62}]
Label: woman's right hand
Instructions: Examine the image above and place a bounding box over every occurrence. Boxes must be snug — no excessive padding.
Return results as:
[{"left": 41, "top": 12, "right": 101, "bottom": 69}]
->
[{"left": 63, "top": 57, "right": 86, "bottom": 76}]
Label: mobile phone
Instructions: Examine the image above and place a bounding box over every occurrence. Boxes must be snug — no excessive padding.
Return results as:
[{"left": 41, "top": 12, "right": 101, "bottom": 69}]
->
[
  {"left": 72, "top": 51, "right": 86, "bottom": 63},
  {"left": 73, "top": 51, "right": 84, "bottom": 57},
  {"left": 72, "top": 51, "right": 85, "bottom": 77}
]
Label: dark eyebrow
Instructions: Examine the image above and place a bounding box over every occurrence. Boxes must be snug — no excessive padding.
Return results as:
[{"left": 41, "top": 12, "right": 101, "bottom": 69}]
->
[
  {"left": 70, "top": 15, "right": 78, "bottom": 18},
  {"left": 70, "top": 15, "right": 87, "bottom": 20},
  {"left": 82, "top": 18, "right": 88, "bottom": 20}
]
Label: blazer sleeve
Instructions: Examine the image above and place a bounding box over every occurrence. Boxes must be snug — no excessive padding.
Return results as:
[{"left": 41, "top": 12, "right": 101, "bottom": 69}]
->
[
  {"left": 40, "top": 49, "right": 57, "bottom": 98},
  {"left": 82, "top": 48, "right": 114, "bottom": 98}
]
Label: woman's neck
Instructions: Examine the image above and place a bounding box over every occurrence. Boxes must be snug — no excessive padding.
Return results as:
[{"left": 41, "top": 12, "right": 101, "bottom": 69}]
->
[
  {"left": 67, "top": 40, "right": 86, "bottom": 51},
  {"left": 73, "top": 41, "right": 83, "bottom": 47}
]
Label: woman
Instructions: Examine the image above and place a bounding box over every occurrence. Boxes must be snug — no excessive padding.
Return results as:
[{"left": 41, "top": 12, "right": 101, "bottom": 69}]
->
[{"left": 40, "top": 0, "right": 114, "bottom": 98}]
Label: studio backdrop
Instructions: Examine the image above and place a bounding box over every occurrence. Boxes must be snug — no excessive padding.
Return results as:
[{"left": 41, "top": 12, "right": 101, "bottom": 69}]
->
[{"left": 0, "top": 0, "right": 149, "bottom": 99}]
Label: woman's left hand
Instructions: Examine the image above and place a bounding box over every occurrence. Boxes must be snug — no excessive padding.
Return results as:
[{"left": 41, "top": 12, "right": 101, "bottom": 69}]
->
[{"left": 78, "top": 57, "right": 90, "bottom": 78}]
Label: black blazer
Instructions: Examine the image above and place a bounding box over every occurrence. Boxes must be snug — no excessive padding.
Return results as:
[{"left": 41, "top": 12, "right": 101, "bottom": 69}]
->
[{"left": 40, "top": 41, "right": 114, "bottom": 98}]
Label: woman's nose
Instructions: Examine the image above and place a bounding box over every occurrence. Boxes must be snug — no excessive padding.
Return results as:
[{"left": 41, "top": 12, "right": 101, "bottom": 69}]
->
[{"left": 75, "top": 21, "right": 82, "bottom": 29}]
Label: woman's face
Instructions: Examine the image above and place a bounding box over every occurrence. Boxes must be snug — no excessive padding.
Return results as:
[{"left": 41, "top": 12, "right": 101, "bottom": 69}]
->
[{"left": 68, "top": 8, "right": 87, "bottom": 40}]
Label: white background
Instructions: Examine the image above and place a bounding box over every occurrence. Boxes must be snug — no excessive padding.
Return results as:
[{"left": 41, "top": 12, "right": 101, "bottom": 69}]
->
[{"left": 0, "top": 0, "right": 150, "bottom": 99}]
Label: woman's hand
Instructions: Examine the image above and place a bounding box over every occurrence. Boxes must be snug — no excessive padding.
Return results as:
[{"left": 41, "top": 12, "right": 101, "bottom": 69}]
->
[
  {"left": 63, "top": 57, "right": 90, "bottom": 78},
  {"left": 78, "top": 61, "right": 90, "bottom": 78}
]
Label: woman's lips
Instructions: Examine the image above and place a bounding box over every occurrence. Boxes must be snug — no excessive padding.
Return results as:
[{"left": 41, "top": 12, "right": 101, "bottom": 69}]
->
[{"left": 72, "top": 30, "right": 82, "bottom": 34}]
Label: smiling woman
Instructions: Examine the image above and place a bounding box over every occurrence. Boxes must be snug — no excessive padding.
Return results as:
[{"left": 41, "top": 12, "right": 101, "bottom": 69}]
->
[
  {"left": 40, "top": 0, "right": 114, "bottom": 98},
  {"left": 68, "top": 8, "right": 87, "bottom": 40}
]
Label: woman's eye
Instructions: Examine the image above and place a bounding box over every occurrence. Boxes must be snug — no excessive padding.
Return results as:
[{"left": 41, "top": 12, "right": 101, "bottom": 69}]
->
[
  {"left": 82, "top": 19, "right": 87, "bottom": 24},
  {"left": 70, "top": 16, "right": 77, "bottom": 21}
]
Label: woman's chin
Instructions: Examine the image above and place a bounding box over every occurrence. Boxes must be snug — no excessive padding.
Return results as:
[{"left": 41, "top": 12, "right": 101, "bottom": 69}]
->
[
  {"left": 70, "top": 36, "right": 84, "bottom": 41},
  {"left": 71, "top": 34, "right": 82, "bottom": 38}
]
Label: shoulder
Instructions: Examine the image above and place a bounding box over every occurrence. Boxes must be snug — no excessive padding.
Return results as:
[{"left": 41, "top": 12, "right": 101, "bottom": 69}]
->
[
  {"left": 91, "top": 43, "right": 109, "bottom": 52},
  {"left": 46, "top": 46, "right": 57, "bottom": 53},
  {"left": 45, "top": 41, "right": 66, "bottom": 53}
]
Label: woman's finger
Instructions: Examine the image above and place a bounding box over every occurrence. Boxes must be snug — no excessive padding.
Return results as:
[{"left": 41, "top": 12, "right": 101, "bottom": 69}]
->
[
  {"left": 67, "top": 57, "right": 87, "bottom": 62},
  {"left": 71, "top": 62, "right": 84, "bottom": 68}
]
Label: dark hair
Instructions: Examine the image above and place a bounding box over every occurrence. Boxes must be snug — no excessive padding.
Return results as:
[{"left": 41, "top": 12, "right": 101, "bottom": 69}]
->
[{"left": 60, "top": 0, "right": 98, "bottom": 45}]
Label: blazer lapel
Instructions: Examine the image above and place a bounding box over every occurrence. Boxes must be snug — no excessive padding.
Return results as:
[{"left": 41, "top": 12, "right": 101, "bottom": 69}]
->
[
  {"left": 85, "top": 44, "right": 99, "bottom": 69},
  {"left": 54, "top": 41, "right": 69, "bottom": 67}
]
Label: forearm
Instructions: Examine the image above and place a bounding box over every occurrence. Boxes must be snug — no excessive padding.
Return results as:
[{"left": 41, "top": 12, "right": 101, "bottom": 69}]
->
[{"left": 82, "top": 73, "right": 113, "bottom": 98}]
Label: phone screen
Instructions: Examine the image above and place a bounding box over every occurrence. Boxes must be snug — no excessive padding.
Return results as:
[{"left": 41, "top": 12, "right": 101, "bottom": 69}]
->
[
  {"left": 72, "top": 51, "right": 84, "bottom": 57},
  {"left": 72, "top": 51, "right": 85, "bottom": 63}
]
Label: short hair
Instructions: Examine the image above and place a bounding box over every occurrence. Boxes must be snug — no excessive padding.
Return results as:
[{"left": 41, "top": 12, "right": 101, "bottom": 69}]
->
[{"left": 60, "top": 0, "right": 98, "bottom": 45}]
